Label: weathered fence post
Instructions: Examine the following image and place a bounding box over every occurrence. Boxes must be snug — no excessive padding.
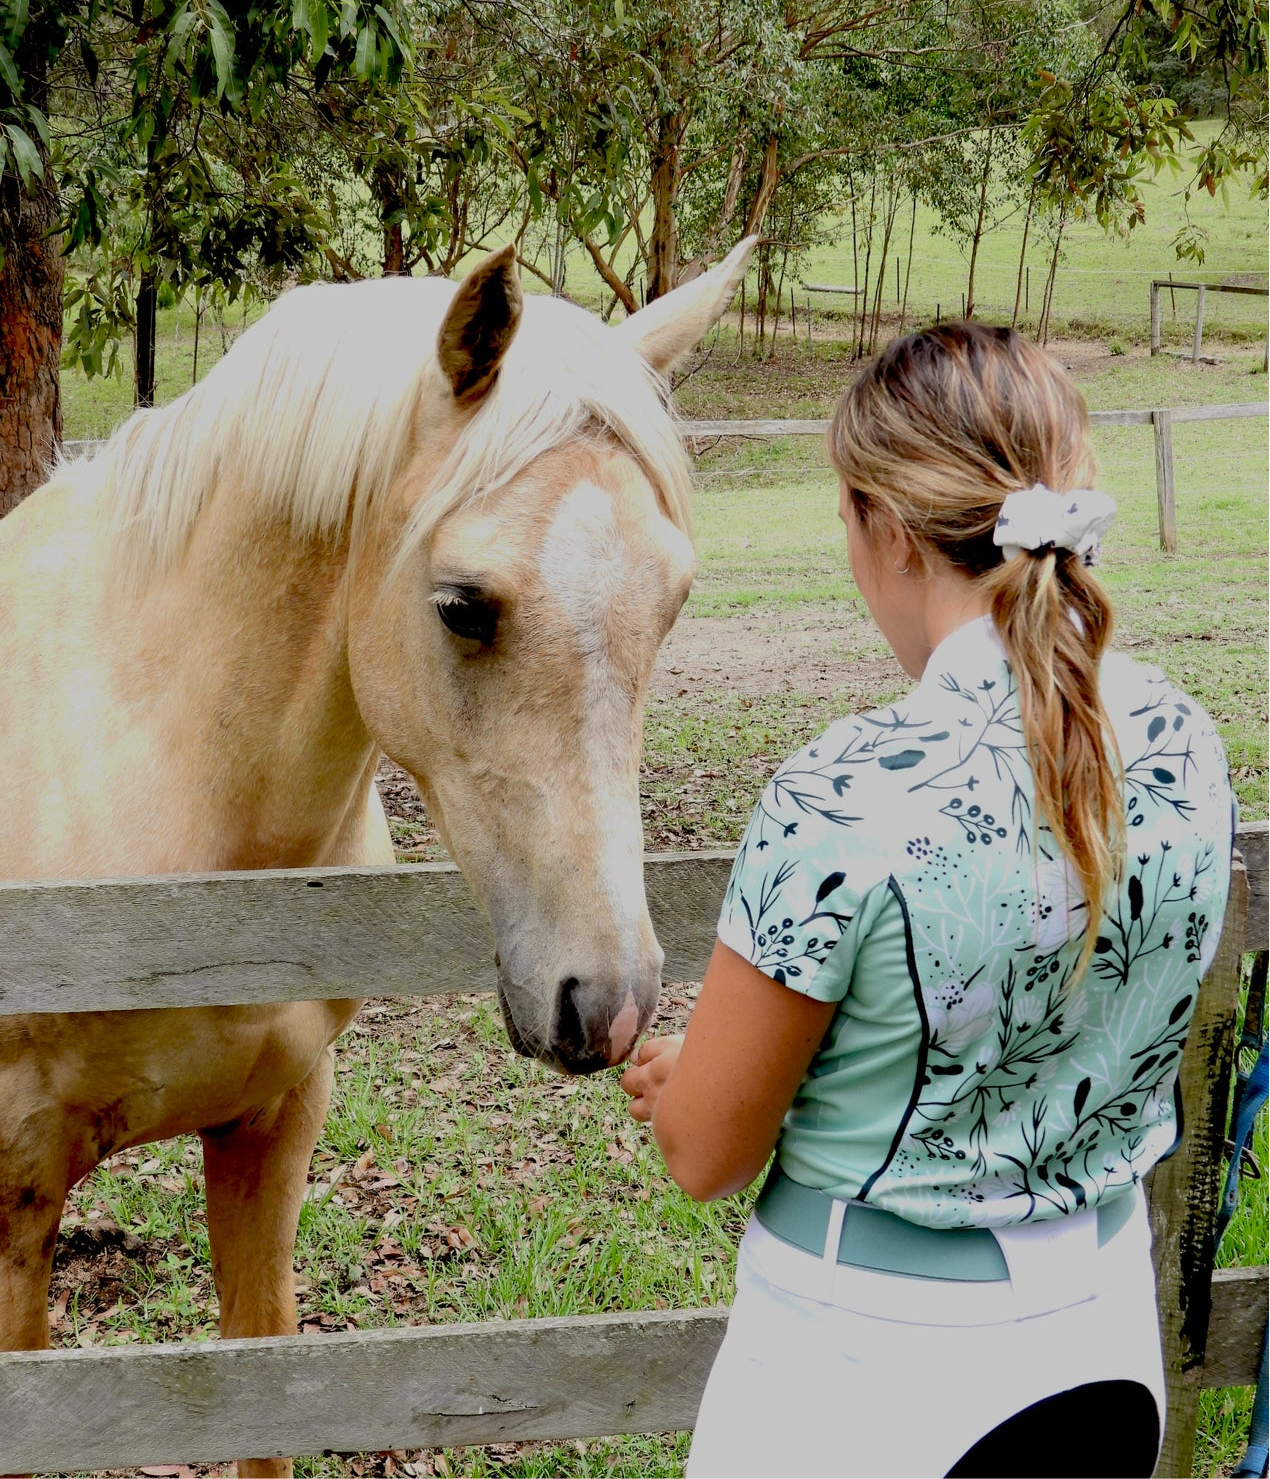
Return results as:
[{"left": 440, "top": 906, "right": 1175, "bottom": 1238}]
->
[
  {"left": 1192, "top": 285, "right": 1208, "bottom": 364},
  {"left": 1151, "top": 281, "right": 1162, "bottom": 356},
  {"left": 1148, "top": 858, "right": 1249, "bottom": 1478},
  {"left": 1153, "top": 408, "right": 1177, "bottom": 553}
]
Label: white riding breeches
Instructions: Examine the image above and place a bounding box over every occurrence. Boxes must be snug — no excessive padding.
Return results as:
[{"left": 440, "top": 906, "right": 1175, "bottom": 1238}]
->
[{"left": 687, "top": 1185, "right": 1165, "bottom": 1479}]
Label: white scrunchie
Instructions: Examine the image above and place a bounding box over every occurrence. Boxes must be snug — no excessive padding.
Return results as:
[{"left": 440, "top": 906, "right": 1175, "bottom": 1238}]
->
[{"left": 993, "top": 484, "right": 1117, "bottom": 568}]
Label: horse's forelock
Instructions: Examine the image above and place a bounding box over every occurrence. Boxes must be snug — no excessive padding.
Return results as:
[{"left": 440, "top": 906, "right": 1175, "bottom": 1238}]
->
[{"left": 392, "top": 295, "right": 694, "bottom": 578}]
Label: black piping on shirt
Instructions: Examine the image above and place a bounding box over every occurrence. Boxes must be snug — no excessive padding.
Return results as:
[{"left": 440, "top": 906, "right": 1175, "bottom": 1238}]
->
[{"left": 856, "top": 875, "right": 930, "bottom": 1203}]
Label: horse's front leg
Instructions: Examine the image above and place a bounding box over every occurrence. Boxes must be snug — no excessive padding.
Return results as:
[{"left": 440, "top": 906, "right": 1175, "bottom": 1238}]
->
[
  {"left": 200, "top": 1048, "right": 336, "bottom": 1479},
  {"left": 0, "top": 1118, "right": 74, "bottom": 1479}
]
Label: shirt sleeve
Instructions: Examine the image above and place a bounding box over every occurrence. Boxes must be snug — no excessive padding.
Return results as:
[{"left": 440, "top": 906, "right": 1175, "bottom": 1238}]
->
[{"left": 717, "top": 721, "right": 893, "bottom": 1003}]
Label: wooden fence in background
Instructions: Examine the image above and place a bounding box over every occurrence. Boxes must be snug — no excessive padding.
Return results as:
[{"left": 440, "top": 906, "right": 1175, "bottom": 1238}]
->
[
  {"left": 1148, "top": 281, "right": 1270, "bottom": 365},
  {"left": 684, "top": 402, "right": 1269, "bottom": 555},
  {"left": 0, "top": 821, "right": 1265, "bottom": 1476},
  {"left": 64, "top": 398, "right": 1269, "bottom": 557}
]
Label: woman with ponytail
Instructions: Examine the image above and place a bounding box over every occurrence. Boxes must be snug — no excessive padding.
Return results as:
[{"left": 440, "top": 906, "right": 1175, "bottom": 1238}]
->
[{"left": 620, "top": 324, "right": 1235, "bottom": 1478}]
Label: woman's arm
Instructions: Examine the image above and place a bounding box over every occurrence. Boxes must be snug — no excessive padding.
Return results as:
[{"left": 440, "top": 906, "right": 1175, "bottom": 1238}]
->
[{"left": 620, "top": 938, "right": 838, "bottom": 1201}]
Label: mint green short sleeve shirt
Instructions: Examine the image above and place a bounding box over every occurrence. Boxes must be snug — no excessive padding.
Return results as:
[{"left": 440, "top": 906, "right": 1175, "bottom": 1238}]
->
[{"left": 717, "top": 617, "right": 1235, "bottom": 1227}]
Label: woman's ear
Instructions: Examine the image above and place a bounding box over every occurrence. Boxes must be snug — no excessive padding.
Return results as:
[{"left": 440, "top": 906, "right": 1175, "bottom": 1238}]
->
[
  {"left": 874, "top": 512, "right": 917, "bottom": 577},
  {"left": 893, "top": 526, "right": 919, "bottom": 577}
]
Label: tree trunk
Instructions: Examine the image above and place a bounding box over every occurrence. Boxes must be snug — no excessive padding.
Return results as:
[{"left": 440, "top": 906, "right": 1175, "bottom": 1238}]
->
[
  {"left": 899, "top": 190, "right": 917, "bottom": 334},
  {"left": 1012, "top": 177, "right": 1038, "bottom": 327},
  {"left": 0, "top": 164, "right": 64, "bottom": 515},
  {"left": 383, "top": 222, "right": 405, "bottom": 276},
  {"left": 192, "top": 287, "right": 203, "bottom": 386},
  {"left": 741, "top": 132, "right": 781, "bottom": 240},
  {"left": 647, "top": 112, "right": 683, "bottom": 301},
  {"left": 868, "top": 187, "right": 899, "bottom": 354},
  {"left": 582, "top": 232, "right": 639, "bottom": 316},
  {"left": 1037, "top": 202, "right": 1068, "bottom": 347},
  {"left": 856, "top": 173, "right": 877, "bottom": 359},
  {"left": 965, "top": 131, "right": 994, "bottom": 321},
  {"left": 374, "top": 159, "right": 407, "bottom": 276},
  {"left": 135, "top": 269, "right": 158, "bottom": 409},
  {"left": 768, "top": 200, "right": 795, "bottom": 360},
  {"left": 681, "top": 141, "right": 747, "bottom": 279},
  {"left": 847, "top": 162, "right": 860, "bottom": 359}
]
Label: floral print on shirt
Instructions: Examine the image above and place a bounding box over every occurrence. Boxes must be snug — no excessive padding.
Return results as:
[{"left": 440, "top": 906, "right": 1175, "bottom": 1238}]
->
[{"left": 718, "top": 619, "right": 1234, "bottom": 1228}]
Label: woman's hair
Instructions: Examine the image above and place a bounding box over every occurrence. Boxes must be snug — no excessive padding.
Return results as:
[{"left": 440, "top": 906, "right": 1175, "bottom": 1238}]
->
[{"left": 829, "top": 322, "right": 1124, "bottom": 963}]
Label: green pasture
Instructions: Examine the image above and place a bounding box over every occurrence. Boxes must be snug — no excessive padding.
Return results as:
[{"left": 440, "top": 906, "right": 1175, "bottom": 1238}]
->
[{"left": 784, "top": 152, "right": 1268, "bottom": 347}]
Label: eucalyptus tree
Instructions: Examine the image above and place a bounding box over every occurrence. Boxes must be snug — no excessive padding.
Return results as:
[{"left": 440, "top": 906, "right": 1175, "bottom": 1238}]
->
[
  {"left": 486, "top": 1, "right": 791, "bottom": 307},
  {"left": 1024, "top": 0, "right": 1266, "bottom": 263},
  {"left": 290, "top": 3, "right": 522, "bottom": 283},
  {"left": 898, "top": 0, "right": 1096, "bottom": 321},
  {"left": 492, "top": 0, "right": 887, "bottom": 311},
  {"left": 1, "top": 0, "right": 408, "bottom": 509}
]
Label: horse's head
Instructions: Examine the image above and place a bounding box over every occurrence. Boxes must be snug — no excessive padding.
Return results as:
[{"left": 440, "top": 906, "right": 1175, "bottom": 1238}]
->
[{"left": 349, "top": 240, "right": 754, "bottom": 1074}]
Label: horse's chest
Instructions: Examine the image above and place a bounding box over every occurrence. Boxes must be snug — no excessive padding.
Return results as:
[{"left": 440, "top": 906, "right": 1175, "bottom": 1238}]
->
[{"left": 31, "top": 1000, "right": 361, "bottom": 1160}]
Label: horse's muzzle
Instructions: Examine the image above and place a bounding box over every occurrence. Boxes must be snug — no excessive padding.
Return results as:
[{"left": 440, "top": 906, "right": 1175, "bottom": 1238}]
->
[{"left": 496, "top": 971, "right": 659, "bottom": 1076}]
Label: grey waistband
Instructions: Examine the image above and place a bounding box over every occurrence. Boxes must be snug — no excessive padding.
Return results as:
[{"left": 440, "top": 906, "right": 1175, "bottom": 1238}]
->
[{"left": 754, "top": 1166, "right": 1135, "bottom": 1284}]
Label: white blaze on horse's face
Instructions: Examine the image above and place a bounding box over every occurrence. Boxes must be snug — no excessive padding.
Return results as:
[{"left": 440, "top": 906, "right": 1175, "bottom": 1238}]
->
[
  {"left": 350, "top": 236, "right": 755, "bottom": 1075},
  {"left": 436, "top": 451, "right": 691, "bottom": 1073}
]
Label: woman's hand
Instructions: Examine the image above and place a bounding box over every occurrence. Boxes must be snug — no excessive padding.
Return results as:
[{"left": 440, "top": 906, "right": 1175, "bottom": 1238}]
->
[
  {"left": 616, "top": 941, "right": 838, "bottom": 1201},
  {"left": 620, "top": 1035, "right": 684, "bottom": 1123}
]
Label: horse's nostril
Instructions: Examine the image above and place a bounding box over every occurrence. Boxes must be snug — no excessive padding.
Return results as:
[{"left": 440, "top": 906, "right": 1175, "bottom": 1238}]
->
[
  {"left": 553, "top": 976, "right": 610, "bottom": 1075},
  {"left": 556, "top": 975, "right": 584, "bottom": 1054}
]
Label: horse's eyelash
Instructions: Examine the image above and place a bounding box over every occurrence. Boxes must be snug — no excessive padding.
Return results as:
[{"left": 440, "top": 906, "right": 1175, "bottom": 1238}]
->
[
  {"left": 432, "top": 586, "right": 484, "bottom": 608},
  {"left": 432, "top": 586, "right": 500, "bottom": 644}
]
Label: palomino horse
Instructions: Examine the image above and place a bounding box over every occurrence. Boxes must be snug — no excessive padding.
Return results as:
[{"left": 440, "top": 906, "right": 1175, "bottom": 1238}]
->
[{"left": 0, "top": 237, "right": 755, "bottom": 1475}]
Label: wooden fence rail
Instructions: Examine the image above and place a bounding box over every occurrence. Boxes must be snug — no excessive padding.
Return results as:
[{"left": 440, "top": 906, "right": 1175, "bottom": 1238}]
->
[
  {"left": 0, "top": 822, "right": 1266, "bottom": 1474},
  {"left": 682, "top": 403, "right": 1269, "bottom": 556}
]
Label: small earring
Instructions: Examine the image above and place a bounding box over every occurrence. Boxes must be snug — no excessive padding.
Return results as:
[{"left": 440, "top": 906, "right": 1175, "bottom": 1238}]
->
[{"left": 894, "top": 562, "right": 910, "bottom": 576}]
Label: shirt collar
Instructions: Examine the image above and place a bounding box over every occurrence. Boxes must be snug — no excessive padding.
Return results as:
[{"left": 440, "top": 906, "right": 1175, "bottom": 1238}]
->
[{"left": 919, "top": 614, "right": 1005, "bottom": 686}]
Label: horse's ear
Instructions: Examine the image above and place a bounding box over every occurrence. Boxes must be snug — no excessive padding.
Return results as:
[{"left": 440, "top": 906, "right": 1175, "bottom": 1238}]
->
[
  {"left": 615, "top": 235, "right": 758, "bottom": 373},
  {"left": 437, "top": 245, "right": 524, "bottom": 405}
]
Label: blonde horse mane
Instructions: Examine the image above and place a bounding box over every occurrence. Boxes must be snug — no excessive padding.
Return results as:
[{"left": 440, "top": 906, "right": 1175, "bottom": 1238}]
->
[{"left": 86, "top": 275, "right": 694, "bottom": 584}]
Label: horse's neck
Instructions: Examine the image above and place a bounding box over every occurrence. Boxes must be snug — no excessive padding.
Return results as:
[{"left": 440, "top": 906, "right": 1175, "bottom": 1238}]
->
[{"left": 108, "top": 508, "right": 380, "bottom": 870}]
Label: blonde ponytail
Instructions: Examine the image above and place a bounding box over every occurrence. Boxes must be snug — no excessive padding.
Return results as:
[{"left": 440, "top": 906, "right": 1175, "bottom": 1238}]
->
[{"left": 829, "top": 324, "right": 1124, "bottom": 965}]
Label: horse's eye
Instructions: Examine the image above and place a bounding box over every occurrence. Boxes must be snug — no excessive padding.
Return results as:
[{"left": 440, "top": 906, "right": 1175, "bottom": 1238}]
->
[{"left": 434, "top": 587, "right": 499, "bottom": 646}]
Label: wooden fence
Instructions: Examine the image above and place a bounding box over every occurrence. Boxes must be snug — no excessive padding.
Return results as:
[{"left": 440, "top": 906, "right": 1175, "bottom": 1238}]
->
[
  {"left": 683, "top": 402, "right": 1269, "bottom": 556},
  {"left": 0, "top": 822, "right": 1265, "bottom": 1475},
  {"left": 65, "top": 398, "right": 1268, "bottom": 559},
  {"left": 1149, "top": 280, "right": 1270, "bottom": 364}
]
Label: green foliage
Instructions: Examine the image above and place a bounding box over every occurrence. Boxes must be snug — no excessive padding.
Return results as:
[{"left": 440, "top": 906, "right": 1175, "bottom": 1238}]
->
[
  {"left": 1025, "top": 75, "right": 1188, "bottom": 234},
  {"left": 7, "top": 0, "right": 1266, "bottom": 357},
  {"left": 0, "top": 1, "right": 414, "bottom": 371},
  {"left": 61, "top": 266, "right": 130, "bottom": 378}
]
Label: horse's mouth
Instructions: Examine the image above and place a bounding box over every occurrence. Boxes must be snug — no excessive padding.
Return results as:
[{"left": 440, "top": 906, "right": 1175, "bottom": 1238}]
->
[
  {"left": 494, "top": 975, "right": 626, "bottom": 1078},
  {"left": 494, "top": 979, "right": 536, "bottom": 1059}
]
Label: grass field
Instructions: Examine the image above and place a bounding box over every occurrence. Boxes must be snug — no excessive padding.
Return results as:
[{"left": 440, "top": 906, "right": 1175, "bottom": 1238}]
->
[
  {"left": 785, "top": 152, "right": 1268, "bottom": 347},
  {"left": 42, "top": 147, "right": 1270, "bottom": 1478}
]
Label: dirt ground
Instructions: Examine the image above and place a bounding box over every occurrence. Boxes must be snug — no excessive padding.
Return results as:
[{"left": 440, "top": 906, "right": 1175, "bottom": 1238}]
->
[{"left": 649, "top": 605, "right": 903, "bottom": 702}]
